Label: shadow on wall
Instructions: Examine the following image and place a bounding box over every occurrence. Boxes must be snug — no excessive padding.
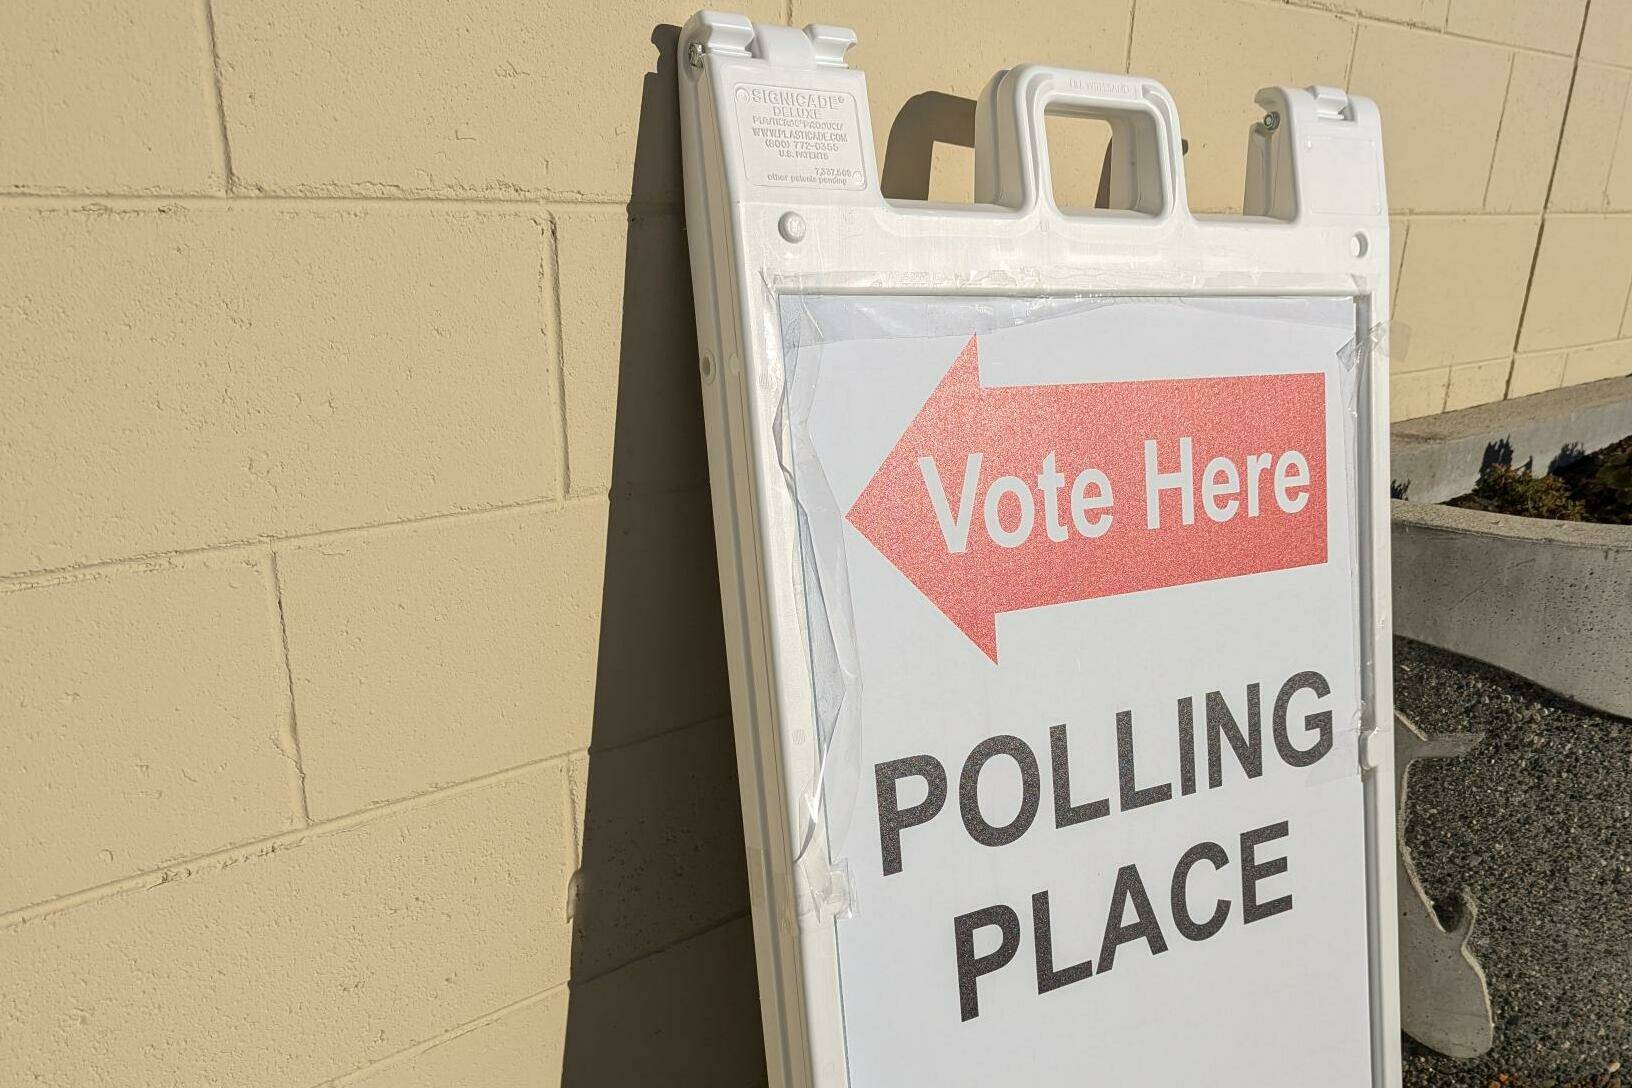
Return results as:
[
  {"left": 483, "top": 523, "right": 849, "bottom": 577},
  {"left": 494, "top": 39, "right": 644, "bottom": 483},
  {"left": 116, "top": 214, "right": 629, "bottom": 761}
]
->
[
  {"left": 878, "top": 89, "right": 1178, "bottom": 206},
  {"left": 1481, "top": 436, "right": 1593, "bottom": 477},
  {"left": 560, "top": 25, "right": 765, "bottom": 1087},
  {"left": 880, "top": 91, "right": 978, "bottom": 200},
  {"left": 1391, "top": 437, "right": 1600, "bottom": 500},
  {"left": 560, "top": 38, "right": 1139, "bottom": 1084}
]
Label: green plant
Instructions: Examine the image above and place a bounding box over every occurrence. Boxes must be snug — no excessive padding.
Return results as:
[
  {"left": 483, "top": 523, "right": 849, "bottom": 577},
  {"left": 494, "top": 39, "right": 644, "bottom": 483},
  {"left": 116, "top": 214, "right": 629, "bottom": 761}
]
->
[
  {"left": 1556, "top": 435, "right": 1632, "bottom": 525},
  {"left": 1592, "top": 443, "right": 1632, "bottom": 504},
  {"left": 1452, "top": 462, "right": 1586, "bottom": 522}
]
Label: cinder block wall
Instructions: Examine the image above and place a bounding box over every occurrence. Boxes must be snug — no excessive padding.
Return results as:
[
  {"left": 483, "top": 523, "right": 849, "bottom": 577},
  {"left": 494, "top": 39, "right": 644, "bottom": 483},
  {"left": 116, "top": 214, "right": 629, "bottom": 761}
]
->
[{"left": 1, "top": 1, "right": 1629, "bottom": 1084}]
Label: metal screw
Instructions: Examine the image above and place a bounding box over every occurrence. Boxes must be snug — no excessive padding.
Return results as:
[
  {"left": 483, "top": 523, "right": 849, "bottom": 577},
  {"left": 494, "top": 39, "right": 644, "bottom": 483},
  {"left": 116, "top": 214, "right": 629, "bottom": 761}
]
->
[
  {"left": 1262, "top": 111, "right": 1281, "bottom": 132},
  {"left": 686, "top": 41, "right": 704, "bottom": 69}
]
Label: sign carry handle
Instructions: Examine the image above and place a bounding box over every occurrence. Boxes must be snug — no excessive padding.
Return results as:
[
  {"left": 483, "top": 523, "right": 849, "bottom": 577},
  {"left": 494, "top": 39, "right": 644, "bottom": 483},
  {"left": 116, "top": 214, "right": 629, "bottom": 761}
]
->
[{"left": 974, "top": 64, "right": 1189, "bottom": 219}]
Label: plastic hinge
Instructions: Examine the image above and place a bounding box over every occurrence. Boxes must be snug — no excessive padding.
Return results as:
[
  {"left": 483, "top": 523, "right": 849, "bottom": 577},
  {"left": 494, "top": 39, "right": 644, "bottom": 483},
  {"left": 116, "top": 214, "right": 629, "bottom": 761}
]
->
[
  {"left": 694, "top": 10, "right": 754, "bottom": 58},
  {"left": 1310, "top": 85, "right": 1354, "bottom": 122},
  {"left": 806, "top": 24, "right": 857, "bottom": 68},
  {"left": 692, "top": 14, "right": 856, "bottom": 70}
]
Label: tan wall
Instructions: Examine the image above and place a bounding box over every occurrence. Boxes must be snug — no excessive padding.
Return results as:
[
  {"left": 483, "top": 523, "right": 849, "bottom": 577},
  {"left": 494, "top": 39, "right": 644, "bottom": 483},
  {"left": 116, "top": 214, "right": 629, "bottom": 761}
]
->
[{"left": 1, "top": 1, "right": 1629, "bottom": 1084}]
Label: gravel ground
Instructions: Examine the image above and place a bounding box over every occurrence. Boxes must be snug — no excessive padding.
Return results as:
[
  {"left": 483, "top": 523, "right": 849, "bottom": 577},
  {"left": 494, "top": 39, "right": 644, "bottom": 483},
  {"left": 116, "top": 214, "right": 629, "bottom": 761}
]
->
[{"left": 1396, "top": 637, "right": 1632, "bottom": 1088}]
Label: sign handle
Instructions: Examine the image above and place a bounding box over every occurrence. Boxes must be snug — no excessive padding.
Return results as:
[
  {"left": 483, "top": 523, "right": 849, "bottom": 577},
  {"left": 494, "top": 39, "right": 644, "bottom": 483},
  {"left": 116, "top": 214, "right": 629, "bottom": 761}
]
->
[{"left": 973, "top": 64, "right": 1189, "bottom": 219}]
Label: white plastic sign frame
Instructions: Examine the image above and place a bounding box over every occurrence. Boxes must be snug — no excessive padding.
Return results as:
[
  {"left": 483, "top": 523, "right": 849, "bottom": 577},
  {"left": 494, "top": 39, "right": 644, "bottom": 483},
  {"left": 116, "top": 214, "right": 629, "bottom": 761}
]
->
[{"left": 678, "top": 11, "right": 1400, "bottom": 1087}]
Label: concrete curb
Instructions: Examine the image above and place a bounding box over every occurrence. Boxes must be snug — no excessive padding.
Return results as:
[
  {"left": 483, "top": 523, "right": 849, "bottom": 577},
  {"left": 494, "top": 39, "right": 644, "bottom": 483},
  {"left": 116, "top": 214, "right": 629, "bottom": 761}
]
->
[{"left": 1391, "top": 500, "right": 1632, "bottom": 719}]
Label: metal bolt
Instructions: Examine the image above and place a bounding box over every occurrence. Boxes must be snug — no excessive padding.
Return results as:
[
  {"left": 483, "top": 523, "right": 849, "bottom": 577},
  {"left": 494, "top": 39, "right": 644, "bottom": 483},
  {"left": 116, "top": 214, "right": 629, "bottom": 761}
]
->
[
  {"left": 778, "top": 211, "right": 807, "bottom": 244},
  {"left": 1262, "top": 111, "right": 1281, "bottom": 132},
  {"left": 686, "top": 41, "right": 704, "bottom": 69}
]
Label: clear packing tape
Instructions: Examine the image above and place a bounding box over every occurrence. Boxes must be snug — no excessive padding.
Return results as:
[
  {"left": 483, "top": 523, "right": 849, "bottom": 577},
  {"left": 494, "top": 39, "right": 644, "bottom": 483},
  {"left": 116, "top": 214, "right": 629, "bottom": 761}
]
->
[{"left": 761, "top": 269, "right": 1399, "bottom": 925}]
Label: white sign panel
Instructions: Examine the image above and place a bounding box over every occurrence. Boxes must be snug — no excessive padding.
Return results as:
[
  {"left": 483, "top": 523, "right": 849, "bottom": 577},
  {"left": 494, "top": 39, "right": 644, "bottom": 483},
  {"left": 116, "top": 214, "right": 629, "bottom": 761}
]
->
[
  {"left": 676, "top": 15, "right": 1398, "bottom": 1087},
  {"left": 785, "top": 295, "right": 1372, "bottom": 1085}
]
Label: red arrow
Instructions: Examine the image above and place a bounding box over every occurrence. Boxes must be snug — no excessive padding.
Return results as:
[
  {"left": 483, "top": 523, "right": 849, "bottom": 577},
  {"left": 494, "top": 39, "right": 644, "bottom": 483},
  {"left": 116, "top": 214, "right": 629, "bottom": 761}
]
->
[{"left": 845, "top": 336, "right": 1328, "bottom": 662}]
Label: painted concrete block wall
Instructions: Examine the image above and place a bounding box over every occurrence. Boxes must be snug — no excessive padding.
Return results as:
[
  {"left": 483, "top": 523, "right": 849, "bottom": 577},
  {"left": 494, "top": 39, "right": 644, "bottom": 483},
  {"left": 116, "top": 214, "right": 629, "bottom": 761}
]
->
[{"left": 1, "top": 1, "right": 1629, "bottom": 1084}]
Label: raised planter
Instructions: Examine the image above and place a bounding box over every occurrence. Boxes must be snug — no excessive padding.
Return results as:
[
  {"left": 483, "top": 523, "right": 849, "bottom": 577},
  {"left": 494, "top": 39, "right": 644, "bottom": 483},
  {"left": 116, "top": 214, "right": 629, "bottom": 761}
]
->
[
  {"left": 1392, "top": 374, "right": 1632, "bottom": 504},
  {"left": 1392, "top": 501, "right": 1632, "bottom": 718},
  {"left": 1390, "top": 376, "right": 1632, "bottom": 720}
]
